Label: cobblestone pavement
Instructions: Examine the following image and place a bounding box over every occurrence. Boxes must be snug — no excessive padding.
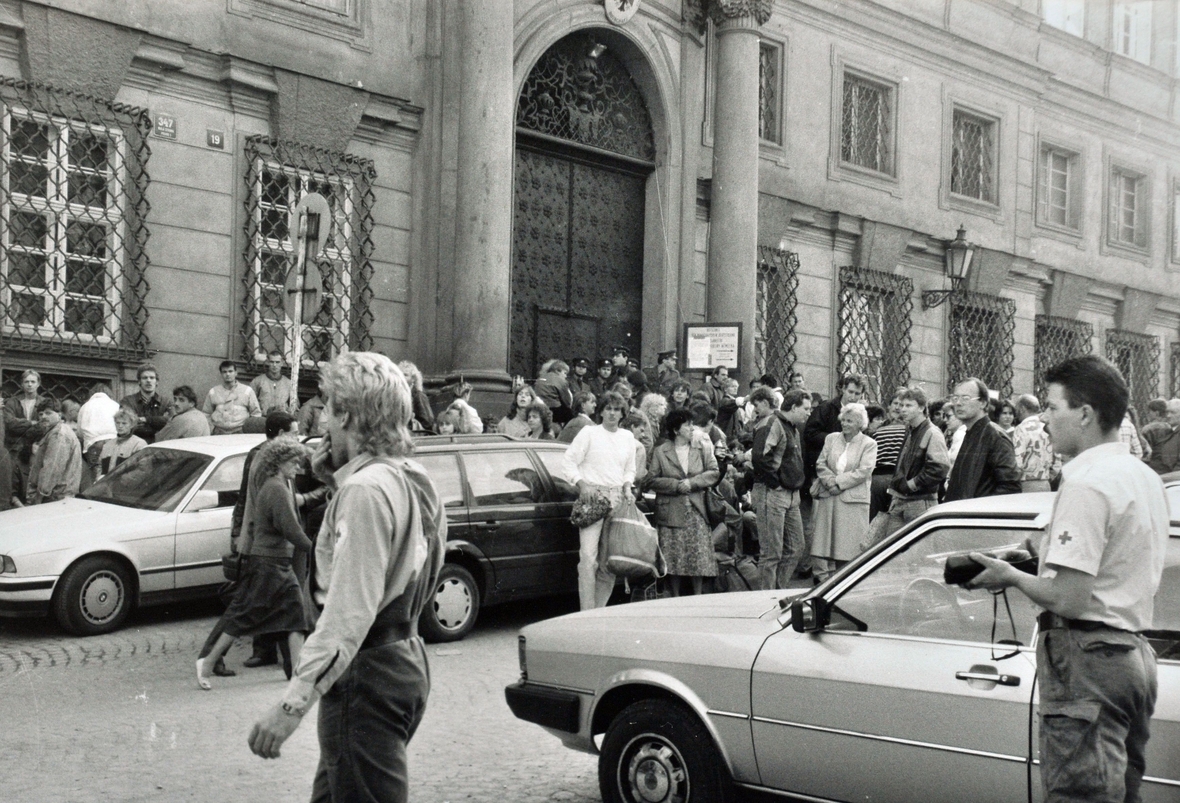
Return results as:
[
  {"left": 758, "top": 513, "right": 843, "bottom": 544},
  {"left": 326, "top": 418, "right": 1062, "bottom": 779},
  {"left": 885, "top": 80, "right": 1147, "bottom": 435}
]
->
[{"left": 0, "top": 596, "right": 599, "bottom": 803}]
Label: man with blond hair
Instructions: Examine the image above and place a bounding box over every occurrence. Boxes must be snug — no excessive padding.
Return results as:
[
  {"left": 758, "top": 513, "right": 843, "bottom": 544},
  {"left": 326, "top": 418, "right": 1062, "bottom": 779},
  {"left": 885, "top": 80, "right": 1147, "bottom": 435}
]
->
[{"left": 248, "top": 352, "right": 447, "bottom": 803}]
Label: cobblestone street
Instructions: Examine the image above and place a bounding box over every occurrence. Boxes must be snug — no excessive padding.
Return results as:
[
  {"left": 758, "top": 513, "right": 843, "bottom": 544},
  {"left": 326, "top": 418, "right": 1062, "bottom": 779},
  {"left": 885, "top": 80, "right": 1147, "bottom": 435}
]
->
[{"left": 0, "top": 596, "right": 599, "bottom": 803}]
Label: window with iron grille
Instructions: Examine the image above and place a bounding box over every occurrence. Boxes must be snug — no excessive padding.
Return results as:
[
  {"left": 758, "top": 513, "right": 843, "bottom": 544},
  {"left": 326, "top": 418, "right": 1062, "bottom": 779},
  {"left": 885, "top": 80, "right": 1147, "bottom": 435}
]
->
[
  {"left": 950, "top": 108, "right": 997, "bottom": 205},
  {"left": 947, "top": 291, "right": 1015, "bottom": 398},
  {"left": 0, "top": 80, "right": 150, "bottom": 361},
  {"left": 1037, "top": 144, "right": 1080, "bottom": 231},
  {"left": 837, "top": 267, "right": 911, "bottom": 403},
  {"left": 1170, "top": 341, "right": 1180, "bottom": 398},
  {"left": 840, "top": 73, "right": 893, "bottom": 176},
  {"left": 1034, "top": 315, "right": 1093, "bottom": 403},
  {"left": 1108, "top": 165, "right": 1148, "bottom": 250},
  {"left": 758, "top": 42, "right": 782, "bottom": 145},
  {"left": 0, "top": 367, "right": 116, "bottom": 406},
  {"left": 242, "top": 137, "right": 375, "bottom": 370},
  {"left": 1106, "top": 329, "right": 1159, "bottom": 416},
  {"left": 755, "top": 245, "right": 798, "bottom": 383}
]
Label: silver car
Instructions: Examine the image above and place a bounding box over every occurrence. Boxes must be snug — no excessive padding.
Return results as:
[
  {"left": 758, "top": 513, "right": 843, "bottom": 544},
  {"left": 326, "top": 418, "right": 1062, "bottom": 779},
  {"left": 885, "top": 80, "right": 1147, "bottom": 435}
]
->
[{"left": 506, "top": 492, "right": 1180, "bottom": 803}]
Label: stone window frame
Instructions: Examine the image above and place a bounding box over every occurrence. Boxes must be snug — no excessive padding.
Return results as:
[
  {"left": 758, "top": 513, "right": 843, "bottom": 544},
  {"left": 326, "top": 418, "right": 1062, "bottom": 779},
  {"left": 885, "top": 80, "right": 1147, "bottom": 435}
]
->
[
  {"left": 940, "top": 93, "right": 1006, "bottom": 221},
  {"left": 758, "top": 36, "right": 785, "bottom": 149},
  {"left": 828, "top": 53, "right": 903, "bottom": 197},
  {"left": 227, "top": 0, "right": 370, "bottom": 51},
  {"left": 1170, "top": 175, "right": 1180, "bottom": 267},
  {"left": 1112, "top": 0, "right": 1153, "bottom": 66},
  {"left": 1102, "top": 150, "right": 1152, "bottom": 260},
  {"left": 1034, "top": 133, "right": 1085, "bottom": 241}
]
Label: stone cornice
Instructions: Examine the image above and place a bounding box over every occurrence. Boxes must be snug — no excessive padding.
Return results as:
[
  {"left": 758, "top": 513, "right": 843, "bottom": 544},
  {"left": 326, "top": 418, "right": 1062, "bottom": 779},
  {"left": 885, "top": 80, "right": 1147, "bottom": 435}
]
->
[{"left": 708, "top": 0, "right": 771, "bottom": 29}]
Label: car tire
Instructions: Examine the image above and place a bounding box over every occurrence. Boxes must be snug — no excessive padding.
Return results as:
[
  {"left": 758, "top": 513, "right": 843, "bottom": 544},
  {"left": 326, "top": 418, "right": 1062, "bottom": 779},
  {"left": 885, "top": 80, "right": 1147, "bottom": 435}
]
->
[
  {"left": 600, "top": 699, "right": 733, "bottom": 803},
  {"left": 53, "top": 555, "right": 134, "bottom": 636},
  {"left": 418, "top": 563, "right": 480, "bottom": 643}
]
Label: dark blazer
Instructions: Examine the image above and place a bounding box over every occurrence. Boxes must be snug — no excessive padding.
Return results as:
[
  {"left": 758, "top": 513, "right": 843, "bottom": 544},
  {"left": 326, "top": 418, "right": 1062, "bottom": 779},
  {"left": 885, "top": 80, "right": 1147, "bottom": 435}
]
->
[
  {"left": 120, "top": 392, "right": 169, "bottom": 443},
  {"left": 803, "top": 397, "right": 843, "bottom": 478},
  {"left": 645, "top": 437, "right": 720, "bottom": 528},
  {"left": 944, "top": 417, "right": 1021, "bottom": 502},
  {"left": 3, "top": 395, "right": 43, "bottom": 459}
]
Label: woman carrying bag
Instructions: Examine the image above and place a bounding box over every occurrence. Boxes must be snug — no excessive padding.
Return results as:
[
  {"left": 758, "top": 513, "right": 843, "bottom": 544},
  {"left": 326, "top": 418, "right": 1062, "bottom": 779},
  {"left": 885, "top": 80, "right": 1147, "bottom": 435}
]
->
[
  {"left": 810, "top": 403, "right": 877, "bottom": 582},
  {"left": 646, "top": 408, "right": 721, "bottom": 596}
]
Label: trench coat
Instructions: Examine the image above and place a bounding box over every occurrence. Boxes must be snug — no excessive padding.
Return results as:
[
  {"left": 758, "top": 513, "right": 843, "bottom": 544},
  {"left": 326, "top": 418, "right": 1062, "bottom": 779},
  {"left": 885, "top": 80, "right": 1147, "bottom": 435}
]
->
[{"left": 810, "top": 430, "right": 877, "bottom": 562}]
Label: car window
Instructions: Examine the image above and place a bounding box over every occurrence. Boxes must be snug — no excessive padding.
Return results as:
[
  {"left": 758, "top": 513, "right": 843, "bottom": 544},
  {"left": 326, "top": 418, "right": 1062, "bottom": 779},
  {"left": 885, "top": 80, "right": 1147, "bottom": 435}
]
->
[
  {"left": 829, "top": 526, "right": 1041, "bottom": 646},
  {"left": 81, "top": 448, "right": 213, "bottom": 512},
  {"left": 462, "top": 451, "right": 545, "bottom": 506},
  {"left": 1166, "top": 485, "right": 1180, "bottom": 521},
  {"left": 1147, "top": 534, "right": 1180, "bottom": 661},
  {"left": 415, "top": 453, "right": 465, "bottom": 508},
  {"left": 200, "top": 454, "right": 246, "bottom": 508},
  {"left": 533, "top": 448, "right": 578, "bottom": 502}
]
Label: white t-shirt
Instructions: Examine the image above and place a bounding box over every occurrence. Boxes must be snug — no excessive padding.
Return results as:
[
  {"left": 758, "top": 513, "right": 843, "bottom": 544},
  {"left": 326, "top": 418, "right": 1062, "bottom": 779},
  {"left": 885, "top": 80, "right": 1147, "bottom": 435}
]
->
[
  {"left": 1040, "top": 441, "right": 1169, "bottom": 632},
  {"left": 562, "top": 424, "right": 636, "bottom": 488}
]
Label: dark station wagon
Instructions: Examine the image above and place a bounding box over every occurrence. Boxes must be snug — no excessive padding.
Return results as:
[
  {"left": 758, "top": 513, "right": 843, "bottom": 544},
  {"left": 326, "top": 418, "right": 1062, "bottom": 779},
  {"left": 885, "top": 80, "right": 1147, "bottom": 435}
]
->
[{"left": 413, "top": 434, "right": 580, "bottom": 642}]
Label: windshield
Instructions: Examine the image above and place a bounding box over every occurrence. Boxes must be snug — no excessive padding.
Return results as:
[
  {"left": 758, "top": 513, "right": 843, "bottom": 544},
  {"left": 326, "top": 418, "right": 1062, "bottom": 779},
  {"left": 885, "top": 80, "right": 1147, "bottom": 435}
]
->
[{"left": 81, "top": 448, "right": 213, "bottom": 512}]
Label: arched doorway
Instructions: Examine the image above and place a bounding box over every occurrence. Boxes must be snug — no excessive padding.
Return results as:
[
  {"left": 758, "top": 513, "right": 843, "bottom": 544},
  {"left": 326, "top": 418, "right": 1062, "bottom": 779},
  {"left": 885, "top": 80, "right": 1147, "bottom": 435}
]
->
[{"left": 511, "top": 31, "right": 655, "bottom": 378}]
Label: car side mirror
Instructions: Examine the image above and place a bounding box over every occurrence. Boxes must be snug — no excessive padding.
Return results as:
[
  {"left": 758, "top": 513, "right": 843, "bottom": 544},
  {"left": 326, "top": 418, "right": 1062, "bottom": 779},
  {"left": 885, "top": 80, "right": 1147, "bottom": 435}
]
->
[
  {"left": 791, "top": 598, "right": 823, "bottom": 633},
  {"left": 186, "top": 489, "right": 221, "bottom": 512}
]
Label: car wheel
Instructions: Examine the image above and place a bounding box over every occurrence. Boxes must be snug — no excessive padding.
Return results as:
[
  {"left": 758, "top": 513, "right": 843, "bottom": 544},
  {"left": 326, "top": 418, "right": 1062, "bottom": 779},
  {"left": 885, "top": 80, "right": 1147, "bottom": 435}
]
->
[
  {"left": 53, "top": 556, "right": 133, "bottom": 636},
  {"left": 418, "top": 563, "right": 480, "bottom": 643},
  {"left": 600, "top": 699, "right": 733, "bottom": 803}
]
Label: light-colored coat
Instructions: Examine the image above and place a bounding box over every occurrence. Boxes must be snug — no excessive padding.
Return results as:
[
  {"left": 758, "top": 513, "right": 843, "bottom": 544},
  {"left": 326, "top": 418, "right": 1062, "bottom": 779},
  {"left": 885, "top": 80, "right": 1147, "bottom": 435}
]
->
[
  {"left": 811, "top": 431, "right": 877, "bottom": 561},
  {"left": 646, "top": 435, "right": 720, "bottom": 528}
]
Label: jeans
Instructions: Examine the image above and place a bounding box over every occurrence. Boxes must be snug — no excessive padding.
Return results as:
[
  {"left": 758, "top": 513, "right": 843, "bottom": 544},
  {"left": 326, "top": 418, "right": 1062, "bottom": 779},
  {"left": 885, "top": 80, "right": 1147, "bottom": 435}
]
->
[
  {"left": 863, "top": 496, "right": 935, "bottom": 551},
  {"left": 577, "top": 485, "right": 622, "bottom": 610},
  {"left": 752, "top": 484, "right": 804, "bottom": 591},
  {"left": 798, "top": 487, "right": 814, "bottom": 575},
  {"left": 1037, "top": 626, "right": 1157, "bottom": 803},
  {"left": 310, "top": 637, "right": 430, "bottom": 803}
]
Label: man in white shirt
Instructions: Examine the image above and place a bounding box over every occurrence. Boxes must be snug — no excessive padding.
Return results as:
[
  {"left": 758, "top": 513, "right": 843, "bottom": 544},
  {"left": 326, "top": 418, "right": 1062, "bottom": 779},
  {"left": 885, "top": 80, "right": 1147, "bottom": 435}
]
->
[
  {"left": 972, "top": 355, "right": 1168, "bottom": 803},
  {"left": 250, "top": 350, "right": 295, "bottom": 415},
  {"left": 562, "top": 391, "right": 636, "bottom": 610},
  {"left": 77, "top": 384, "right": 121, "bottom": 488}
]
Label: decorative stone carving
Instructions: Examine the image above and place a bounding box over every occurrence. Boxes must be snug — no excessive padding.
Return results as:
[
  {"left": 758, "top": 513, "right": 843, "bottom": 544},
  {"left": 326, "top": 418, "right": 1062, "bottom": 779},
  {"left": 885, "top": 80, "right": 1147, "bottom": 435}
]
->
[
  {"left": 604, "top": 0, "right": 641, "bottom": 26},
  {"left": 708, "top": 0, "right": 772, "bottom": 28}
]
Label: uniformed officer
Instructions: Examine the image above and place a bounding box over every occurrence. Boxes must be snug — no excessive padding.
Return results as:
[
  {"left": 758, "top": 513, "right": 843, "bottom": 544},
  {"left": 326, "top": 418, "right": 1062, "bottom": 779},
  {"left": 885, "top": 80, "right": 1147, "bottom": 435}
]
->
[{"left": 971, "top": 354, "right": 1168, "bottom": 803}]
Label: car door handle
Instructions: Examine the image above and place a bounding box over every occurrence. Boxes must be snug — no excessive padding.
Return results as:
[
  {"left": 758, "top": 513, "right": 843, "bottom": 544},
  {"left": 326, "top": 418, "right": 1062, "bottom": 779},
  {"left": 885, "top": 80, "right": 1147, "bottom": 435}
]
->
[
  {"left": 475, "top": 522, "right": 500, "bottom": 530},
  {"left": 955, "top": 670, "right": 1020, "bottom": 687}
]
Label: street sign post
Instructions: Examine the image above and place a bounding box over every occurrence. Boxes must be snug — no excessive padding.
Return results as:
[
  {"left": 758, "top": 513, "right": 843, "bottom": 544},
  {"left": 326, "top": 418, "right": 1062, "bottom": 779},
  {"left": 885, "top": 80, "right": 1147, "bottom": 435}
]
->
[{"left": 288, "top": 192, "right": 331, "bottom": 410}]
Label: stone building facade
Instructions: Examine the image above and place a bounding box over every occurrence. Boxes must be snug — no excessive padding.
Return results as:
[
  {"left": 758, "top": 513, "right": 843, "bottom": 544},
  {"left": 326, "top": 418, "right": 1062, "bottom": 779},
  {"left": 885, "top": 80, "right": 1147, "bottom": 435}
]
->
[{"left": 0, "top": 0, "right": 1177, "bottom": 416}]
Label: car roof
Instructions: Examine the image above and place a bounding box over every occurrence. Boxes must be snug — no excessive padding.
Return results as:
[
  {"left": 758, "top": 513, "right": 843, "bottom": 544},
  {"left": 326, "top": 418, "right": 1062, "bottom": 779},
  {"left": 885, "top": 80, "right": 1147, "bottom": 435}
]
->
[
  {"left": 149, "top": 434, "right": 265, "bottom": 457},
  {"left": 927, "top": 492, "right": 1056, "bottom": 518},
  {"left": 414, "top": 435, "right": 567, "bottom": 453}
]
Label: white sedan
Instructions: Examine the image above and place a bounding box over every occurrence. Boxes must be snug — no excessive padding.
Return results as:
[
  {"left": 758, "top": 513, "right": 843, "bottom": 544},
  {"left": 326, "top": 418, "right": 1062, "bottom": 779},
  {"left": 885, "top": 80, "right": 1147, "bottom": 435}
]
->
[{"left": 0, "top": 435, "right": 261, "bottom": 635}]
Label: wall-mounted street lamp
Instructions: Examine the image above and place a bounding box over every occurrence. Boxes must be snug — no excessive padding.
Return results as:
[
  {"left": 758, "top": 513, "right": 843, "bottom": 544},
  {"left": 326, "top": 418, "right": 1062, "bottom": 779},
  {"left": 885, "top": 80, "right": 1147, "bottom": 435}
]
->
[{"left": 922, "top": 225, "right": 975, "bottom": 309}]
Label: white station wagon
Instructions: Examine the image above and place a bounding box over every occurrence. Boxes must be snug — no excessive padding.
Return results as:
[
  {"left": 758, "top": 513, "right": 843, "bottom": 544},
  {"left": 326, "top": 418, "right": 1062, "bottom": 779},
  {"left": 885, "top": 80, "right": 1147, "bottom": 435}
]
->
[
  {"left": 506, "top": 492, "right": 1180, "bottom": 803},
  {"left": 0, "top": 434, "right": 262, "bottom": 635}
]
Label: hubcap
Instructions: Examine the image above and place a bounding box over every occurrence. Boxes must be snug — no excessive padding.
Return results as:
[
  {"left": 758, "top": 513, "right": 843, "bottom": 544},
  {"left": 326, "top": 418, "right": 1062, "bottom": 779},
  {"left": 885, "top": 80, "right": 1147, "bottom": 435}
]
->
[
  {"left": 621, "top": 735, "right": 688, "bottom": 803},
  {"left": 80, "top": 571, "right": 123, "bottom": 624},
  {"left": 434, "top": 577, "right": 472, "bottom": 630}
]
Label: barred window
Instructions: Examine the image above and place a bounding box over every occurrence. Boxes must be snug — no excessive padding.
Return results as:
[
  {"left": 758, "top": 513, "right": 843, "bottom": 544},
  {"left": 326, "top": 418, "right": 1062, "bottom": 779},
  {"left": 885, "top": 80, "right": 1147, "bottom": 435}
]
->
[
  {"left": 951, "top": 109, "right": 997, "bottom": 205},
  {"left": 1109, "top": 166, "right": 1148, "bottom": 250},
  {"left": 758, "top": 42, "right": 782, "bottom": 145},
  {"left": 0, "top": 80, "right": 150, "bottom": 361},
  {"left": 1106, "top": 329, "right": 1159, "bottom": 416},
  {"left": 1042, "top": 0, "right": 1084, "bottom": 36},
  {"left": 947, "top": 291, "right": 1015, "bottom": 398},
  {"left": 1034, "top": 315, "right": 1092, "bottom": 403},
  {"left": 1172, "top": 182, "right": 1180, "bottom": 263},
  {"left": 838, "top": 267, "right": 912, "bottom": 403},
  {"left": 242, "top": 137, "right": 375, "bottom": 369},
  {"left": 1171, "top": 341, "right": 1180, "bottom": 398},
  {"left": 1037, "top": 145, "right": 1079, "bottom": 230},
  {"left": 1, "top": 366, "right": 115, "bottom": 406},
  {"left": 841, "top": 73, "right": 893, "bottom": 175},
  {"left": 756, "top": 245, "right": 798, "bottom": 383}
]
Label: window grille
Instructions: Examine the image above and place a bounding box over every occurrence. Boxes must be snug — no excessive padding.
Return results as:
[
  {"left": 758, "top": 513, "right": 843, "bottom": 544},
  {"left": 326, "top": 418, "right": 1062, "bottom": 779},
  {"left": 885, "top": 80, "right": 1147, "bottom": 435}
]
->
[
  {"left": 0, "top": 79, "right": 151, "bottom": 362},
  {"left": 1038, "top": 146, "right": 1073, "bottom": 228},
  {"left": 947, "top": 291, "right": 1015, "bottom": 398},
  {"left": 841, "top": 74, "right": 892, "bottom": 175},
  {"left": 837, "top": 266, "right": 912, "bottom": 404},
  {"left": 756, "top": 245, "right": 799, "bottom": 383},
  {"left": 241, "top": 136, "right": 375, "bottom": 371},
  {"left": 1109, "top": 167, "right": 1146, "bottom": 248},
  {"left": 1171, "top": 342, "right": 1180, "bottom": 398},
  {"left": 1106, "top": 329, "right": 1159, "bottom": 416},
  {"left": 758, "top": 42, "right": 780, "bottom": 145},
  {"left": 951, "top": 109, "right": 996, "bottom": 204},
  {"left": 1034, "top": 315, "right": 1093, "bottom": 403},
  {"left": 1, "top": 367, "right": 117, "bottom": 406}
]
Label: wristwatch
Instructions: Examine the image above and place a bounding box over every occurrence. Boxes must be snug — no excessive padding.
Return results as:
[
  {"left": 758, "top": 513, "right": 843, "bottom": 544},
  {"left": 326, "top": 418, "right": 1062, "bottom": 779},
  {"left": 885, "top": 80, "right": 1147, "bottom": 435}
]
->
[{"left": 280, "top": 701, "right": 305, "bottom": 717}]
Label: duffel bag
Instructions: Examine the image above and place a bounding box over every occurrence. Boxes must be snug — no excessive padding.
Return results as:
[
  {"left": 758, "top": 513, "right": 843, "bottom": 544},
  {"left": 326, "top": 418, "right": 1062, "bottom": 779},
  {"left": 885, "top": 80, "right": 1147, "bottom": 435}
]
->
[
  {"left": 715, "top": 552, "right": 759, "bottom": 592},
  {"left": 603, "top": 497, "right": 666, "bottom": 580}
]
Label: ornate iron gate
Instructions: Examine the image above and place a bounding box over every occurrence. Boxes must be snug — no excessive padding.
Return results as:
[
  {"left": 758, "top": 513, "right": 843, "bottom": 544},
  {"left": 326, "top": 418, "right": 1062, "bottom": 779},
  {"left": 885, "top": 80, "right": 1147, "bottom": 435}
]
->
[
  {"left": 1034, "top": 315, "right": 1093, "bottom": 403},
  {"left": 755, "top": 245, "right": 799, "bottom": 383},
  {"left": 1106, "top": 329, "right": 1159, "bottom": 416},
  {"left": 947, "top": 290, "right": 1015, "bottom": 398},
  {"left": 837, "top": 266, "right": 912, "bottom": 403}
]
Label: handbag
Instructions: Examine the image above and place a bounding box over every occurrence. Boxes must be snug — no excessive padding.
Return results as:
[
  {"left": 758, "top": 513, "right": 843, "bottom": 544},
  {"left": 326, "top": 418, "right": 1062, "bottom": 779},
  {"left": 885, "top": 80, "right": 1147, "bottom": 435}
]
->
[
  {"left": 570, "top": 492, "right": 612, "bottom": 528},
  {"left": 221, "top": 551, "right": 243, "bottom": 582},
  {"left": 602, "top": 497, "right": 666, "bottom": 580}
]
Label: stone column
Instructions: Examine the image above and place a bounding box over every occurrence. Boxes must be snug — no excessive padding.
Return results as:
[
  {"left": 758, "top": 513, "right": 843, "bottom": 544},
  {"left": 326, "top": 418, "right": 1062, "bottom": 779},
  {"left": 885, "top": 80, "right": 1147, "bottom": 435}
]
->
[
  {"left": 706, "top": 0, "right": 770, "bottom": 379},
  {"left": 450, "top": 0, "right": 514, "bottom": 387}
]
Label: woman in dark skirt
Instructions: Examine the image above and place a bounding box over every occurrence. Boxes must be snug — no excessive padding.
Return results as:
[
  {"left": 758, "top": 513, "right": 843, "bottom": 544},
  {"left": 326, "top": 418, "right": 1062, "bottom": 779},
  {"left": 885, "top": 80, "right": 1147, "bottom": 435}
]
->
[{"left": 197, "top": 438, "right": 313, "bottom": 689}]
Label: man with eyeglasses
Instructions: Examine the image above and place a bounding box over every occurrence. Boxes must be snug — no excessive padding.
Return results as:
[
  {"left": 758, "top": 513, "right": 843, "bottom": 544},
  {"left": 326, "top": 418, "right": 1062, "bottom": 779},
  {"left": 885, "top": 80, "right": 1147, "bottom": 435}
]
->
[{"left": 943, "top": 377, "right": 1021, "bottom": 502}]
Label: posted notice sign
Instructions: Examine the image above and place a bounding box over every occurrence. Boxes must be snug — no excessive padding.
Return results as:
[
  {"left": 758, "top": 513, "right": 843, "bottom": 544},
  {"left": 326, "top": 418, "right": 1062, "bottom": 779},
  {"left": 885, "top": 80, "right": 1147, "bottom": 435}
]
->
[{"left": 683, "top": 322, "right": 742, "bottom": 371}]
